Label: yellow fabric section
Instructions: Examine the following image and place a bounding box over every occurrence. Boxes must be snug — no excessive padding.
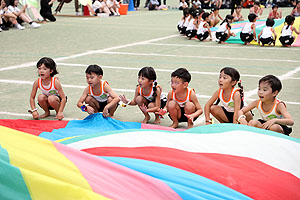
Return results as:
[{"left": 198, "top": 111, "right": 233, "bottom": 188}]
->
[
  {"left": 0, "top": 126, "right": 110, "bottom": 200},
  {"left": 55, "top": 136, "right": 79, "bottom": 143}
]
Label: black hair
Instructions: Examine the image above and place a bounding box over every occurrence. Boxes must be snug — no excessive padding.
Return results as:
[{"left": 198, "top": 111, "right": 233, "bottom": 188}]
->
[
  {"left": 171, "top": 68, "right": 191, "bottom": 83},
  {"left": 202, "top": 12, "right": 210, "bottom": 20},
  {"left": 236, "top": 5, "right": 242, "bottom": 9},
  {"left": 254, "top": 1, "right": 260, "bottom": 6},
  {"left": 138, "top": 66, "right": 158, "bottom": 98},
  {"left": 284, "top": 15, "right": 295, "bottom": 30},
  {"left": 36, "top": 57, "right": 58, "bottom": 77},
  {"left": 220, "top": 67, "right": 244, "bottom": 106},
  {"left": 266, "top": 18, "right": 275, "bottom": 27},
  {"left": 85, "top": 64, "right": 103, "bottom": 76},
  {"left": 259, "top": 75, "right": 282, "bottom": 93},
  {"left": 272, "top": 4, "right": 279, "bottom": 9},
  {"left": 183, "top": 7, "right": 190, "bottom": 18},
  {"left": 9, "top": 0, "right": 16, "bottom": 6},
  {"left": 248, "top": 13, "right": 257, "bottom": 22},
  {"left": 211, "top": 6, "right": 219, "bottom": 12},
  {"left": 189, "top": 7, "right": 196, "bottom": 15},
  {"left": 220, "top": 15, "right": 234, "bottom": 29}
]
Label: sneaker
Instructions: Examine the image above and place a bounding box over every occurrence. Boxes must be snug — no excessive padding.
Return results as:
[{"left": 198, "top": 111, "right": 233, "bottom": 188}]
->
[
  {"left": 16, "top": 24, "right": 25, "bottom": 30},
  {"left": 30, "top": 22, "right": 40, "bottom": 28}
]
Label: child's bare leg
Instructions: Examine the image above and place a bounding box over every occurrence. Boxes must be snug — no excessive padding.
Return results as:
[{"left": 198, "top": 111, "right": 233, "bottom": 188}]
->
[
  {"left": 37, "top": 94, "right": 50, "bottom": 118},
  {"left": 245, "top": 111, "right": 253, "bottom": 122},
  {"left": 269, "top": 124, "right": 284, "bottom": 133},
  {"left": 107, "top": 97, "right": 117, "bottom": 118},
  {"left": 184, "top": 102, "right": 196, "bottom": 129},
  {"left": 210, "top": 105, "right": 228, "bottom": 123},
  {"left": 85, "top": 96, "right": 99, "bottom": 113},
  {"left": 148, "top": 102, "right": 160, "bottom": 124},
  {"left": 136, "top": 95, "right": 150, "bottom": 123},
  {"left": 168, "top": 100, "right": 180, "bottom": 128},
  {"left": 48, "top": 95, "right": 61, "bottom": 118},
  {"left": 248, "top": 120, "right": 263, "bottom": 128}
]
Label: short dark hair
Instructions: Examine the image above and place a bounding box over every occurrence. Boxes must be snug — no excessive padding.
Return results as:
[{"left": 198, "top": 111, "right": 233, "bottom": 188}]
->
[
  {"left": 248, "top": 13, "right": 257, "bottom": 22},
  {"left": 272, "top": 4, "right": 279, "bottom": 9},
  {"left": 36, "top": 57, "right": 58, "bottom": 77},
  {"left": 202, "top": 12, "right": 210, "bottom": 20},
  {"left": 138, "top": 66, "right": 156, "bottom": 81},
  {"left": 259, "top": 75, "right": 282, "bottom": 93},
  {"left": 85, "top": 65, "right": 103, "bottom": 76},
  {"left": 266, "top": 18, "right": 275, "bottom": 26},
  {"left": 171, "top": 68, "right": 191, "bottom": 83}
]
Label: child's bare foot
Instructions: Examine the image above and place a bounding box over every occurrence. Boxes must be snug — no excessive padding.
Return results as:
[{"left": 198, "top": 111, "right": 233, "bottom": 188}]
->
[
  {"left": 40, "top": 112, "right": 50, "bottom": 119},
  {"left": 154, "top": 117, "right": 161, "bottom": 124},
  {"left": 187, "top": 124, "right": 194, "bottom": 129},
  {"left": 142, "top": 115, "right": 150, "bottom": 123},
  {"left": 170, "top": 122, "right": 178, "bottom": 128}
]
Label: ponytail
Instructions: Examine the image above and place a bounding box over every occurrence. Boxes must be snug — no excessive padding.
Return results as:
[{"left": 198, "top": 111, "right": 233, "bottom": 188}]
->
[
  {"left": 238, "top": 80, "right": 244, "bottom": 108},
  {"left": 152, "top": 81, "right": 158, "bottom": 98}
]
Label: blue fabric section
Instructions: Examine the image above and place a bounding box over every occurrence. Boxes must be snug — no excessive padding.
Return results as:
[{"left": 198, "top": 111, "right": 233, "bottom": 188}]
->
[
  {"left": 39, "top": 113, "right": 141, "bottom": 141},
  {"left": 0, "top": 145, "right": 31, "bottom": 200},
  {"left": 102, "top": 157, "right": 252, "bottom": 200}
]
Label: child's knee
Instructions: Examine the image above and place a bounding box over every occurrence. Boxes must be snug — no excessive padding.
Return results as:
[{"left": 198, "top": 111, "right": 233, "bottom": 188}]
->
[
  {"left": 248, "top": 120, "right": 259, "bottom": 127},
  {"left": 48, "top": 95, "right": 59, "bottom": 105},
  {"left": 38, "top": 94, "right": 48, "bottom": 103},
  {"left": 210, "top": 105, "right": 219, "bottom": 114},
  {"left": 148, "top": 102, "right": 155, "bottom": 108},
  {"left": 269, "top": 125, "right": 283, "bottom": 133},
  {"left": 167, "top": 100, "right": 177, "bottom": 109},
  {"left": 85, "top": 95, "right": 95, "bottom": 104},
  {"left": 184, "top": 102, "right": 195, "bottom": 113},
  {"left": 135, "top": 95, "right": 145, "bottom": 105}
]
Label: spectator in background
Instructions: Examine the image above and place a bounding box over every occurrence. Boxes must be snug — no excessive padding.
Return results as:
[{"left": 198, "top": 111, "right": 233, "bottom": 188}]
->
[
  {"left": 40, "top": 0, "right": 56, "bottom": 21},
  {"left": 1, "top": 0, "right": 24, "bottom": 29},
  {"left": 250, "top": 1, "right": 264, "bottom": 17},
  {"left": 211, "top": 0, "right": 222, "bottom": 8},
  {"left": 200, "top": 0, "right": 210, "bottom": 9},
  {"left": 268, "top": 4, "right": 282, "bottom": 19},
  {"left": 232, "top": 5, "right": 244, "bottom": 21},
  {"left": 291, "top": 0, "right": 300, "bottom": 17},
  {"left": 179, "top": 0, "right": 188, "bottom": 10},
  {"left": 231, "top": 0, "right": 242, "bottom": 14}
]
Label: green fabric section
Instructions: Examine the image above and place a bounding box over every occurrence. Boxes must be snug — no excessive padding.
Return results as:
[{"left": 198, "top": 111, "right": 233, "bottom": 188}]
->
[{"left": 0, "top": 145, "right": 31, "bottom": 200}]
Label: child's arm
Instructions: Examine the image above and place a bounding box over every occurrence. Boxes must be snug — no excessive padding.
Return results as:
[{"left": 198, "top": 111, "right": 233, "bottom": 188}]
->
[
  {"left": 54, "top": 78, "right": 66, "bottom": 120},
  {"left": 218, "top": 14, "right": 223, "bottom": 21},
  {"left": 205, "top": 23, "right": 212, "bottom": 40},
  {"left": 227, "top": 25, "right": 236, "bottom": 37},
  {"left": 77, "top": 87, "right": 95, "bottom": 114},
  {"left": 204, "top": 90, "right": 218, "bottom": 124},
  {"left": 156, "top": 91, "right": 171, "bottom": 117},
  {"left": 103, "top": 83, "right": 120, "bottom": 117},
  {"left": 252, "top": 24, "right": 257, "bottom": 41},
  {"left": 262, "top": 102, "right": 294, "bottom": 129},
  {"left": 29, "top": 80, "right": 39, "bottom": 119},
  {"left": 232, "top": 90, "right": 242, "bottom": 124},
  {"left": 239, "top": 14, "right": 244, "bottom": 21},
  {"left": 257, "top": 30, "right": 263, "bottom": 44},
  {"left": 272, "top": 28, "right": 277, "bottom": 44},
  {"left": 146, "top": 86, "right": 162, "bottom": 113},
  {"left": 237, "top": 100, "right": 258, "bottom": 124},
  {"left": 292, "top": 25, "right": 300, "bottom": 35},
  {"left": 184, "top": 90, "right": 203, "bottom": 122},
  {"left": 279, "top": 10, "right": 282, "bottom": 18},
  {"left": 119, "top": 86, "right": 139, "bottom": 106}
]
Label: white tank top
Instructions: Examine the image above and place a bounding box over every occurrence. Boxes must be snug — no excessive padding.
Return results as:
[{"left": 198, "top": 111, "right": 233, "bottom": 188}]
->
[
  {"left": 138, "top": 84, "right": 165, "bottom": 102},
  {"left": 197, "top": 21, "right": 208, "bottom": 34},
  {"left": 281, "top": 25, "right": 293, "bottom": 37},
  {"left": 171, "top": 87, "right": 194, "bottom": 107},
  {"left": 186, "top": 18, "right": 195, "bottom": 31},
  {"left": 256, "top": 99, "right": 284, "bottom": 121},
  {"left": 88, "top": 80, "right": 109, "bottom": 102},
  {"left": 260, "top": 27, "right": 273, "bottom": 39},
  {"left": 183, "top": 16, "right": 191, "bottom": 27},
  {"left": 242, "top": 22, "right": 254, "bottom": 34},
  {"left": 178, "top": 19, "right": 184, "bottom": 27},
  {"left": 217, "top": 22, "right": 228, "bottom": 33},
  {"left": 38, "top": 77, "right": 59, "bottom": 97},
  {"left": 218, "top": 88, "right": 240, "bottom": 112}
]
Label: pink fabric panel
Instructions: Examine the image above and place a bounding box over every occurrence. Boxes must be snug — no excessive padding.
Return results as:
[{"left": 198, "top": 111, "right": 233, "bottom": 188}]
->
[{"left": 141, "top": 123, "right": 184, "bottom": 131}]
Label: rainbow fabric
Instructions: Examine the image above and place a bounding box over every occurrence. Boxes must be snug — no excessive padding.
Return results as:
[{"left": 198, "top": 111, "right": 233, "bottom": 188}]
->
[
  {"left": 1, "top": 113, "right": 300, "bottom": 200},
  {"left": 211, "top": 18, "right": 300, "bottom": 46}
]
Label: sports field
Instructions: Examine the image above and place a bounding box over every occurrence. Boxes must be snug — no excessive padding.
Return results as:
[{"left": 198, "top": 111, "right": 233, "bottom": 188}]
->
[{"left": 1, "top": 2, "right": 299, "bottom": 138}]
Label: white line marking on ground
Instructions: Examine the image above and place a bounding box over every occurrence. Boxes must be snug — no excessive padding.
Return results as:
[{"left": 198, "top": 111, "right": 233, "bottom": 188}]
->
[
  {"left": 0, "top": 79, "right": 299, "bottom": 105},
  {"left": 145, "top": 42, "right": 300, "bottom": 51},
  {"left": 98, "top": 51, "right": 300, "bottom": 63},
  {"left": 0, "top": 34, "right": 178, "bottom": 72},
  {"left": 0, "top": 111, "right": 78, "bottom": 120},
  {"left": 245, "top": 66, "right": 300, "bottom": 98}
]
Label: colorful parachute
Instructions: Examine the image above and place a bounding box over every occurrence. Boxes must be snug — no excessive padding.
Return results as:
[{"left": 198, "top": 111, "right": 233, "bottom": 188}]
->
[
  {"left": 211, "top": 17, "right": 300, "bottom": 46},
  {"left": 1, "top": 113, "right": 300, "bottom": 200}
]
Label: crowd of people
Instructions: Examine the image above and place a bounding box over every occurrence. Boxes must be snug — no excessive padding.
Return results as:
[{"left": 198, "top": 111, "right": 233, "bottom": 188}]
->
[
  {"left": 28, "top": 57, "right": 294, "bottom": 135},
  {"left": 177, "top": 1, "right": 300, "bottom": 46}
]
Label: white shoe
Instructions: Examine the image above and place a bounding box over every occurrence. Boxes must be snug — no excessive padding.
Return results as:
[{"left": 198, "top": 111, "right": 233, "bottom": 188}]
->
[
  {"left": 30, "top": 22, "right": 40, "bottom": 28},
  {"left": 16, "top": 24, "right": 25, "bottom": 30},
  {"left": 0, "top": 27, "right": 2, "bottom": 32}
]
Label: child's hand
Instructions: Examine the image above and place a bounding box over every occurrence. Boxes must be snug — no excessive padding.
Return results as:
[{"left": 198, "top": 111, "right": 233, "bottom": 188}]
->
[
  {"left": 55, "top": 112, "right": 64, "bottom": 120},
  {"left": 24, "top": 4, "right": 28, "bottom": 9},
  {"left": 231, "top": 33, "right": 236, "bottom": 37},
  {"left": 86, "top": 106, "right": 94, "bottom": 115},
  {"left": 32, "top": 111, "right": 39, "bottom": 120},
  {"left": 155, "top": 108, "right": 167, "bottom": 117},
  {"left": 139, "top": 104, "right": 148, "bottom": 113},
  {"left": 102, "top": 107, "right": 109, "bottom": 117},
  {"left": 262, "top": 119, "right": 276, "bottom": 130},
  {"left": 184, "top": 113, "right": 195, "bottom": 122},
  {"left": 239, "top": 118, "right": 248, "bottom": 125},
  {"left": 119, "top": 94, "right": 130, "bottom": 104}
]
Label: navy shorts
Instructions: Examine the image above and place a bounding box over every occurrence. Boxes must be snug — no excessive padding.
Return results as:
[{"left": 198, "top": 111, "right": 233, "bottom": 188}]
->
[
  {"left": 260, "top": 37, "right": 274, "bottom": 45},
  {"left": 216, "top": 32, "right": 228, "bottom": 42},
  {"left": 240, "top": 32, "right": 254, "bottom": 43},
  {"left": 169, "top": 106, "right": 198, "bottom": 123},
  {"left": 279, "top": 36, "right": 294, "bottom": 46},
  {"left": 221, "top": 106, "right": 234, "bottom": 123},
  {"left": 258, "top": 119, "right": 292, "bottom": 136},
  {"left": 197, "top": 31, "right": 209, "bottom": 41}
]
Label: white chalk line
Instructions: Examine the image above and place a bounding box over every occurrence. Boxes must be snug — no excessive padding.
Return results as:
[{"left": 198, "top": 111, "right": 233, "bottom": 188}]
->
[
  {"left": 0, "top": 34, "right": 179, "bottom": 72},
  {"left": 0, "top": 111, "right": 78, "bottom": 121}
]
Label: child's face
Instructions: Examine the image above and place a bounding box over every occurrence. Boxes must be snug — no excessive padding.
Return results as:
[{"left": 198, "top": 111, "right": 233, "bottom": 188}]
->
[
  {"left": 171, "top": 77, "right": 187, "bottom": 93},
  {"left": 14, "top": 0, "right": 19, "bottom": 6},
  {"left": 138, "top": 76, "right": 152, "bottom": 89},
  {"left": 38, "top": 64, "right": 52, "bottom": 79},
  {"left": 236, "top": 8, "right": 241, "bottom": 13},
  {"left": 273, "top": 7, "right": 278, "bottom": 12},
  {"left": 257, "top": 81, "right": 277, "bottom": 102},
  {"left": 218, "top": 71, "right": 235, "bottom": 89},
  {"left": 297, "top": 2, "right": 300, "bottom": 8},
  {"left": 86, "top": 72, "right": 102, "bottom": 87}
]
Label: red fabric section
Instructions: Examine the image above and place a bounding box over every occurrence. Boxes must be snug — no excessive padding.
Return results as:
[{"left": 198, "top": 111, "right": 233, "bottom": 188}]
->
[
  {"left": 83, "top": 147, "right": 300, "bottom": 200},
  {"left": 0, "top": 119, "right": 68, "bottom": 136}
]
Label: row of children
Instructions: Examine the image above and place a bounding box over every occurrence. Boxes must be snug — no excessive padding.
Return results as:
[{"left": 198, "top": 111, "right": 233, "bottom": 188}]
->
[
  {"left": 177, "top": 6, "right": 300, "bottom": 46},
  {"left": 0, "top": 0, "right": 40, "bottom": 31},
  {"left": 29, "top": 57, "right": 294, "bottom": 135}
]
